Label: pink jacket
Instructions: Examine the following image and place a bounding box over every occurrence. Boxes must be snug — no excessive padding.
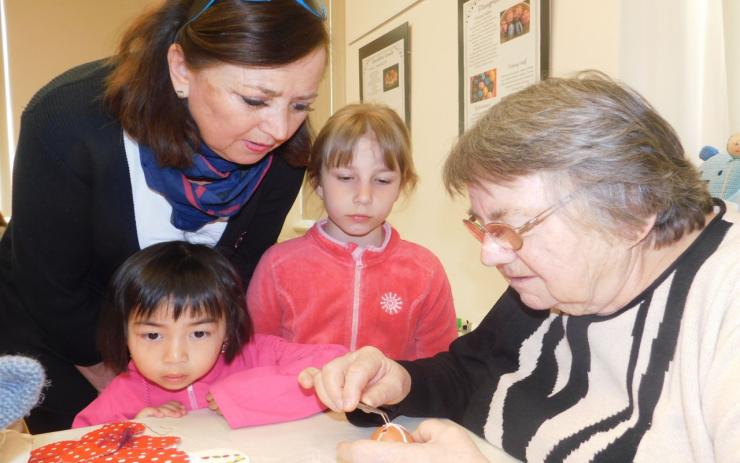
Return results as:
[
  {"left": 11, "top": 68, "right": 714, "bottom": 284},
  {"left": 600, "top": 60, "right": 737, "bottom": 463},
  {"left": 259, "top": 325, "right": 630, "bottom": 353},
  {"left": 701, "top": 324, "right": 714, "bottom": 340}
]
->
[
  {"left": 72, "top": 334, "right": 346, "bottom": 428},
  {"left": 247, "top": 221, "right": 458, "bottom": 360}
]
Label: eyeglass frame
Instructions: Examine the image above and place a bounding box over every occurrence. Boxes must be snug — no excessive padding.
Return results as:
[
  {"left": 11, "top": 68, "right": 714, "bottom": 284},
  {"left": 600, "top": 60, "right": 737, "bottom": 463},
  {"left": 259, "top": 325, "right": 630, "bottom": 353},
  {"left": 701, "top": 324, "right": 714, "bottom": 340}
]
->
[
  {"left": 463, "top": 192, "right": 576, "bottom": 250},
  {"left": 183, "top": 0, "right": 327, "bottom": 31}
]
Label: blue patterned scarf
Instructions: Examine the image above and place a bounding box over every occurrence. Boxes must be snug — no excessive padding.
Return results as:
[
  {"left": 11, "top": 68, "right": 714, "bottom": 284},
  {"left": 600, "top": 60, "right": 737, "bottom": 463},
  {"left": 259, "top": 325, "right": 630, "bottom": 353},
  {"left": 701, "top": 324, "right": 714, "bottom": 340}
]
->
[{"left": 139, "top": 143, "right": 273, "bottom": 231}]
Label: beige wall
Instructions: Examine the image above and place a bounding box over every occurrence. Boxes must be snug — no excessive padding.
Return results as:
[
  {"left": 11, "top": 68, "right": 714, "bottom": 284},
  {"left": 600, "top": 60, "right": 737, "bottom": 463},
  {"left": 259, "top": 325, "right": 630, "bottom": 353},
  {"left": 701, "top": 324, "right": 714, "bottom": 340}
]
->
[
  {"left": 0, "top": 0, "right": 152, "bottom": 214},
  {"left": 278, "top": 0, "right": 347, "bottom": 241},
  {"left": 549, "top": 0, "right": 620, "bottom": 75}
]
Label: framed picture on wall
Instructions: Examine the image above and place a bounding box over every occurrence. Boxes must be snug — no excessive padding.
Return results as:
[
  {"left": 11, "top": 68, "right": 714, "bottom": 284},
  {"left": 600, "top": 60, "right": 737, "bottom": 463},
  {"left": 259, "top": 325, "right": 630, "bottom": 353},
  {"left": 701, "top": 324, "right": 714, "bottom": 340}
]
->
[
  {"left": 359, "top": 22, "right": 411, "bottom": 126},
  {"left": 458, "top": 0, "right": 550, "bottom": 133}
]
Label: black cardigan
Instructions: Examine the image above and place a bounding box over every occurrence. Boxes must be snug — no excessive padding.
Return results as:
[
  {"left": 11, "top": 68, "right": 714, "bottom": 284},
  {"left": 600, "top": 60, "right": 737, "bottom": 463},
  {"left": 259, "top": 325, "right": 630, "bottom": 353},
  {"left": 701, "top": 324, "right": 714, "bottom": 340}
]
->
[{"left": 0, "top": 60, "right": 304, "bottom": 366}]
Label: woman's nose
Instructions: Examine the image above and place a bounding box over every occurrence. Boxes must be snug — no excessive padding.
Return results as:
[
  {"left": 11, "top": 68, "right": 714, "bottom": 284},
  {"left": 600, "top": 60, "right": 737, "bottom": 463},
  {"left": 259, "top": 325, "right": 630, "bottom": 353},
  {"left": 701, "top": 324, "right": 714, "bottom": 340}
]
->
[
  {"left": 480, "top": 235, "right": 517, "bottom": 266},
  {"left": 262, "top": 106, "right": 290, "bottom": 142}
]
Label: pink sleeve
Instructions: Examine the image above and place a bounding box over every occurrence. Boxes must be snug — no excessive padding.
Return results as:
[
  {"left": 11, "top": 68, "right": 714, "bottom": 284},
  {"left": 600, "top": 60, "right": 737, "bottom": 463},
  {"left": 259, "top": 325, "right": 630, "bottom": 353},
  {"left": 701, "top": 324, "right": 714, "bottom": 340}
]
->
[
  {"left": 412, "top": 259, "right": 459, "bottom": 359},
  {"left": 208, "top": 335, "right": 347, "bottom": 428},
  {"left": 72, "top": 375, "right": 145, "bottom": 428},
  {"left": 246, "top": 247, "right": 283, "bottom": 336}
]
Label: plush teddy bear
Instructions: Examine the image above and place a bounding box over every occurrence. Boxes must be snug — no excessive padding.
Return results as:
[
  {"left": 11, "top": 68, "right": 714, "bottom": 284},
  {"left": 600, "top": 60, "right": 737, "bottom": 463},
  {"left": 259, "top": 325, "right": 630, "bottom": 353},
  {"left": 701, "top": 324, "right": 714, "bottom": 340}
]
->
[{"left": 698, "top": 133, "right": 740, "bottom": 205}]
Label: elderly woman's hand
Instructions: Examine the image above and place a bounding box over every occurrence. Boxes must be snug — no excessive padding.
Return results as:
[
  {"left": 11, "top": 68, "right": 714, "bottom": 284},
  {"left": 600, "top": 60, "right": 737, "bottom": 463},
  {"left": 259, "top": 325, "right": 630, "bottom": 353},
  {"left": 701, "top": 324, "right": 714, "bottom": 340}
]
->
[
  {"left": 298, "top": 346, "right": 411, "bottom": 412},
  {"left": 337, "top": 419, "right": 490, "bottom": 463}
]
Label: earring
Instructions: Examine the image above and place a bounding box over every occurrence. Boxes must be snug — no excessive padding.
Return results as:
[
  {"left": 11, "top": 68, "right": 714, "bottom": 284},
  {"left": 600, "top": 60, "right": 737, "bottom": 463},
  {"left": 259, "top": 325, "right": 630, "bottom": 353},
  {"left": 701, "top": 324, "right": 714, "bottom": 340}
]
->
[
  {"left": 220, "top": 341, "right": 228, "bottom": 354},
  {"left": 175, "top": 89, "right": 186, "bottom": 98}
]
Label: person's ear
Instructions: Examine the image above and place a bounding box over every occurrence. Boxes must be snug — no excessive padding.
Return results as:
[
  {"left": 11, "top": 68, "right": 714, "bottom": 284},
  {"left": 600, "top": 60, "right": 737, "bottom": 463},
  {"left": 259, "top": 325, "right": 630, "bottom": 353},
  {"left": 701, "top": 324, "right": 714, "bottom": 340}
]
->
[
  {"left": 628, "top": 213, "right": 657, "bottom": 248},
  {"left": 167, "top": 43, "right": 190, "bottom": 99},
  {"left": 315, "top": 184, "right": 324, "bottom": 200}
]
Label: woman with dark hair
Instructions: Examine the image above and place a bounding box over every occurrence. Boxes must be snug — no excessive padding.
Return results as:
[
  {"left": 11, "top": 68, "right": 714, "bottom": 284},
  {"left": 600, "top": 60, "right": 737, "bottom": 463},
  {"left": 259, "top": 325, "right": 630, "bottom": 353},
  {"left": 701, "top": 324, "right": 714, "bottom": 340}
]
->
[
  {"left": 0, "top": 0, "right": 328, "bottom": 432},
  {"left": 300, "top": 72, "right": 740, "bottom": 462}
]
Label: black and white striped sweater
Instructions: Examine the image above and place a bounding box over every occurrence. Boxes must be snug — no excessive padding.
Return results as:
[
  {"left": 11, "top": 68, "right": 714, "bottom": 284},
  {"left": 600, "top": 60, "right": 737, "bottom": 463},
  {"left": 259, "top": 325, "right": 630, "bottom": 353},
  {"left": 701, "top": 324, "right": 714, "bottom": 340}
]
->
[{"left": 396, "top": 201, "right": 739, "bottom": 462}]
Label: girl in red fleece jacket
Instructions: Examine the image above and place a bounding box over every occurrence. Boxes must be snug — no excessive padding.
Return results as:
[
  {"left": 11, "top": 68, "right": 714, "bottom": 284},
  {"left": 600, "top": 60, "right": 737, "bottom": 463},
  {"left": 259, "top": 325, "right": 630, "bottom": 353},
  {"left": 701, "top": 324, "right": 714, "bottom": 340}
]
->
[
  {"left": 73, "top": 241, "right": 345, "bottom": 428},
  {"left": 247, "top": 103, "right": 458, "bottom": 360}
]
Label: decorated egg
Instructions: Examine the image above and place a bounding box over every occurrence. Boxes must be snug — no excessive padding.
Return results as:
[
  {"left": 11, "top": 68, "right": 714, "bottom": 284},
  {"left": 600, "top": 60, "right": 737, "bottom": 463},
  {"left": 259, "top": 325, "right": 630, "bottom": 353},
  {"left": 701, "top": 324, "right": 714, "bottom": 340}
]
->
[{"left": 370, "top": 423, "right": 414, "bottom": 443}]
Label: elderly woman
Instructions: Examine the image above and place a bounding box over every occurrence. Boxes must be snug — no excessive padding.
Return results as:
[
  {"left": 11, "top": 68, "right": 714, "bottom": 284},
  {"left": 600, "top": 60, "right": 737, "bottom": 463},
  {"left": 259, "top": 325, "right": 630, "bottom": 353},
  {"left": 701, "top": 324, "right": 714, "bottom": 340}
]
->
[{"left": 300, "top": 72, "right": 739, "bottom": 462}]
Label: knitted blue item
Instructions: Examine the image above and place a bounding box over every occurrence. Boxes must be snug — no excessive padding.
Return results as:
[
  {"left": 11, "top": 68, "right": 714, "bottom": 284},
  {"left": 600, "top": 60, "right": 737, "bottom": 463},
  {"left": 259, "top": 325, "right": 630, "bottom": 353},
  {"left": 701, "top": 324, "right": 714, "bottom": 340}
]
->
[
  {"left": 698, "top": 134, "right": 740, "bottom": 205},
  {"left": 0, "top": 355, "right": 45, "bottom": 428}
]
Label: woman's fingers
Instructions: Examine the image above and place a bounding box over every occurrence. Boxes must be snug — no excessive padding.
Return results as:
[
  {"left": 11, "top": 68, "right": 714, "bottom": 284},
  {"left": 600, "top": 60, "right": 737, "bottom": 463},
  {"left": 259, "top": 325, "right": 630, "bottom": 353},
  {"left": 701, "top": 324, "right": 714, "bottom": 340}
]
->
[
  {"left": 298, "top": 367, "right": 320, "bottom": 389},
  {"left": 299, "top": 348, "right": 380, "bottom": 411},
  {"left": 299, "top": 346, "right": 411, "bottom": 412},
  {"left": 413, "top": 419, "right": 490, "bottom": 463},
  {"left": 358, "top": 354, "right": 412, "bottom": 408},
  {"left": 336, "top": 420, "right": 489, "bottom": 463},
  {"left": 411, "top": 418, "right": 452, "bottom": 442},
  {"left": 337, "top": 440, "right": 412, "bottom": 463},
  {"left": 309, "top": 364, "right": 344, "bottom": 412}
]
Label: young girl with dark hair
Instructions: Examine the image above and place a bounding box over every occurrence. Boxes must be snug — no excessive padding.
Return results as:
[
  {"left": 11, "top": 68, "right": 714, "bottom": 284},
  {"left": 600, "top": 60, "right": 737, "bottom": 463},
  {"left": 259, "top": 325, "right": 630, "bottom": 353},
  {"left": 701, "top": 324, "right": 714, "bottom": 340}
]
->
[{"left": 73, "top": 241, "right": 345, "bottom": 428}]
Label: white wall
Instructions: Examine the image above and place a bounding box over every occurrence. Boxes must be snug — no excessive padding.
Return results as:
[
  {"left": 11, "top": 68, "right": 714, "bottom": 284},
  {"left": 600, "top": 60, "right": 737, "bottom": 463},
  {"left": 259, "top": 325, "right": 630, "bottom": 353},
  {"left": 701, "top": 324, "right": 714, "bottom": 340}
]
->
[
  {"left": 724, "top": 0, "right": 740, "bottom": 132},
  {"left": 619, "top": 0, "right": 730, "bottom": 159}
]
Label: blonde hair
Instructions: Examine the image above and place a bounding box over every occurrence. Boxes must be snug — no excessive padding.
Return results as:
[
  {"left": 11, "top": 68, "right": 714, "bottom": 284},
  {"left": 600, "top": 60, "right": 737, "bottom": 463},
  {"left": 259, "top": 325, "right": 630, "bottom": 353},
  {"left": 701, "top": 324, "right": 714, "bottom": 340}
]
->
[
  {"left": 444, "top": 71, "right": 713, "bottom": 248},
  {"left": 308, "top": 103, "right": 418, "bottom": 193}
]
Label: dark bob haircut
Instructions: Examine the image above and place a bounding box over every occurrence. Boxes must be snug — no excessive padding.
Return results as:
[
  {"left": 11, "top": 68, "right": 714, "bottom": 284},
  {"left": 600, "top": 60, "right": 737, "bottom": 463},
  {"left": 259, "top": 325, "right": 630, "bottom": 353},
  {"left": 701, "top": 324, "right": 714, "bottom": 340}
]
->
[{"left": 98, "top": 241, "right": 251, "bottom": 373}]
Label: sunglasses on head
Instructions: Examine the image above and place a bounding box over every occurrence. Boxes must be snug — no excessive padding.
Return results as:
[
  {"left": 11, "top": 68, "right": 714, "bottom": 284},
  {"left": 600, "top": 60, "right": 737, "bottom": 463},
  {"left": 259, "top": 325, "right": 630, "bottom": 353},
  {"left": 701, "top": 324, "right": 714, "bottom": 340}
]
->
[{"left": 184, "top": 0, "right": 326, "bottom": 28}]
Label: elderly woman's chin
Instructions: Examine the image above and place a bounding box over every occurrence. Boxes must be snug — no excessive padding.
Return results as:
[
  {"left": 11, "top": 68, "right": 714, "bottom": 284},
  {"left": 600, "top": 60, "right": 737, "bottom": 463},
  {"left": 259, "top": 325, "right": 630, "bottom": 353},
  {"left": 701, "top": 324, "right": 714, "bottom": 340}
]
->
[
  {"left": 517, "top": 286, "right": 600, "bottom": 316},
  {"left": 514, "top": 284, "right": 559, "bottom": 312}
]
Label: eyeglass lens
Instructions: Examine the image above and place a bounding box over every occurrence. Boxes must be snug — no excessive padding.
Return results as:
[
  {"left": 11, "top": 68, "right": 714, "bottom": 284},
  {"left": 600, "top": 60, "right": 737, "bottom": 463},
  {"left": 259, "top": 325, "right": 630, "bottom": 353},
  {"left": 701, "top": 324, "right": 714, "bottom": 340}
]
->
[
  {"left": 462, "top": 219, "right": 523, "bottom": 250},
  {"left": 463, "top": 219, "right": 485, "bottom": 242},
  {"left": 486, "top": 224, "right": 523, "bottom": 250}
]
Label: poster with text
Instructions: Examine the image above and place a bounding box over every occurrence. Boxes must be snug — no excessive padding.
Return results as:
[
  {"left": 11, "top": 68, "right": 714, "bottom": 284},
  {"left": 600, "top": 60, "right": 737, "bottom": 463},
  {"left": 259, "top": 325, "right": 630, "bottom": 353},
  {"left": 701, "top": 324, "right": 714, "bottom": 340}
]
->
[
  {"left": 359, "top": 23, "right": 411, "bottom": 126},
  {"left": 458, "top": 0, "right": 549, "bottom": 132}
]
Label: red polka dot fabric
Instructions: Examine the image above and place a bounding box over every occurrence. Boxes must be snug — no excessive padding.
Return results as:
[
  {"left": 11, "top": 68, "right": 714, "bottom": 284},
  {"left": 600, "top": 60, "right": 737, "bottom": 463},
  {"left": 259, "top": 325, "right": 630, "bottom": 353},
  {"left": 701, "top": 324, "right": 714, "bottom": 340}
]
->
[{"left": 30, "top": 421, "right": 188, "bottom": 463}]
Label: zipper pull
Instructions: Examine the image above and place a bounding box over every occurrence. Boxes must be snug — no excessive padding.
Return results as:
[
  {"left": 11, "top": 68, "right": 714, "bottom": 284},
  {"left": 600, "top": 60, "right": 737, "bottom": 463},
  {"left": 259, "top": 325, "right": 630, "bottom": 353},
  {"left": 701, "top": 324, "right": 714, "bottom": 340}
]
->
[{"left": 234, "top": 232, "right": 247, "bottom": 249}]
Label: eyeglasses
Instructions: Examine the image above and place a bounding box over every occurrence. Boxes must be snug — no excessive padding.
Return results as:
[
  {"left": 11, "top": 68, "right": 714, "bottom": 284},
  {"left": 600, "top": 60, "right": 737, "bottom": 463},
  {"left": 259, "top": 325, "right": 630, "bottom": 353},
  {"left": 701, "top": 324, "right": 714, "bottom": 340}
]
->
[
  {"left": 184, "top": 0, "right": 327, "bottom": 29},
  {"left": 463, "top": 194, "right": 574, "bottom": 250}
]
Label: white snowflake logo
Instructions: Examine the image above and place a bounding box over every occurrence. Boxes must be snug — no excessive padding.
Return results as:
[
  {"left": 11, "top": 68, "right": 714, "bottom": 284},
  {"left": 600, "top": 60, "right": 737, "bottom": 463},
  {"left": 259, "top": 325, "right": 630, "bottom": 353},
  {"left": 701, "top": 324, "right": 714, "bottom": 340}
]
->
[{"left": 380, "top": 292, "right": 403, "bottom": 315}]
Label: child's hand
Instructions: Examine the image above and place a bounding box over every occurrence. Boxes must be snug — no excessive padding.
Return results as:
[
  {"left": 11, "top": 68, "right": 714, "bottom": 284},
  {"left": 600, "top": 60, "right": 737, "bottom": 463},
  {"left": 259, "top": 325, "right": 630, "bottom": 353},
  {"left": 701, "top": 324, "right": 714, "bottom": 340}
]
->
[
  {"left": 135, "top": 400, "right": 187, "bottom": 419},
  {"left": 206, "top": 392, "right": 222, "bottom": 415}
]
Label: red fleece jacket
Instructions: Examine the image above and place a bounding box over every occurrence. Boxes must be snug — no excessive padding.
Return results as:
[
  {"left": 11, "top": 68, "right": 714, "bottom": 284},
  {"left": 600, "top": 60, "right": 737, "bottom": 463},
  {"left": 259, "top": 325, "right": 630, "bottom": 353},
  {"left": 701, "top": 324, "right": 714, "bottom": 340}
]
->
[{"left": 247, "top": 221, "right": 458, "bottom": 360}]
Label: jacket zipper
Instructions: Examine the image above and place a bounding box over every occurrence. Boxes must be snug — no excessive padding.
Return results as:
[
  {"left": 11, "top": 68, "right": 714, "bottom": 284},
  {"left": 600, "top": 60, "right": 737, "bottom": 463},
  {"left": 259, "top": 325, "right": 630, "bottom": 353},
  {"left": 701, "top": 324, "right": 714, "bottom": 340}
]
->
[
  {"left": 350, "top": 248, "right": 365, "bottom": 351},
  {"left": 187, "top": 384, "right": 198, "bottom": 409}
]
